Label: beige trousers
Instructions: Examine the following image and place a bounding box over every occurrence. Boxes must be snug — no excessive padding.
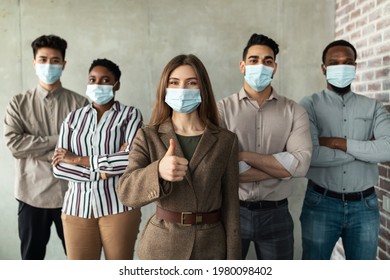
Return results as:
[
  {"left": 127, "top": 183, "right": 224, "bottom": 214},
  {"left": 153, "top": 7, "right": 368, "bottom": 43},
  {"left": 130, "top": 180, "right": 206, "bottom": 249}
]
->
[{"left": 62, "top": 209, "right": 141, "bottom": 260}]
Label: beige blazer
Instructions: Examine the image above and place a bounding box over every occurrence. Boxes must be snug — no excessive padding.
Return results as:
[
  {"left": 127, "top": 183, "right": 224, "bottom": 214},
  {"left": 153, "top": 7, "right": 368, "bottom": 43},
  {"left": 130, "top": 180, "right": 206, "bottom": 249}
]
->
[{"left": 117, "top": 119, "right": 240, "bottom": 260}]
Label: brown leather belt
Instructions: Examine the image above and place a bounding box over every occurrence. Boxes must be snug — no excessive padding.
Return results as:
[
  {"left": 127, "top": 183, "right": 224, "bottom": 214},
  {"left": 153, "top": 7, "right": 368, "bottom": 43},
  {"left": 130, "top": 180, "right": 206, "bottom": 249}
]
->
[{"left": 156, "top": 206, "right": 220, "bottom": 226}]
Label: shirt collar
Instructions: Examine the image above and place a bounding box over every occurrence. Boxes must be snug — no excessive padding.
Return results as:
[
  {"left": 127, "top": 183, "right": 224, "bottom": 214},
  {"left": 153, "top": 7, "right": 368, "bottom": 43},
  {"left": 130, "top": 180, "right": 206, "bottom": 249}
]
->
[
  {"left": 238, "top": 87, "right": 279, "bottom": 101},
  {"left": 36, "top": 83, "right": 64, "bottom": 100},
  {"left": 85, "top": 100, "right": 120, "bottom": 113},
  {"left": 324, "top": 88, "right": 354, "bottom": 102}
]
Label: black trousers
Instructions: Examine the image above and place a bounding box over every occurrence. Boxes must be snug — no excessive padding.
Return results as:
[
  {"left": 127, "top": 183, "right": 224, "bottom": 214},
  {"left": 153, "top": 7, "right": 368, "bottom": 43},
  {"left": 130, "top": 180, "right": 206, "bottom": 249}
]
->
[{"left": 17, "top": 200, "right": 66, "bottom": 260}]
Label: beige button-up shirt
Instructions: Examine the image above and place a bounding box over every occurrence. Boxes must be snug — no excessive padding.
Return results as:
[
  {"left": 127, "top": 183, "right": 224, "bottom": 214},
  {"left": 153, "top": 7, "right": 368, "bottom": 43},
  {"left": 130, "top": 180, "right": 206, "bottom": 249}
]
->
[
  {"left": 217, "top": 88, "right": 312, "bottom": 201},
  {"left": 4, "top": 84, "right": 88, "bottom": 208}
]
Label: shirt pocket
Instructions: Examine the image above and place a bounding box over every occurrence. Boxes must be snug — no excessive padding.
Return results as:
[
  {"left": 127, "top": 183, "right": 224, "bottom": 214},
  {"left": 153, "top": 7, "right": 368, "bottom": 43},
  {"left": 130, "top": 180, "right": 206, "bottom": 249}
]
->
[{"left": 353, "top": 117, "right": 373, "bottom": 140}]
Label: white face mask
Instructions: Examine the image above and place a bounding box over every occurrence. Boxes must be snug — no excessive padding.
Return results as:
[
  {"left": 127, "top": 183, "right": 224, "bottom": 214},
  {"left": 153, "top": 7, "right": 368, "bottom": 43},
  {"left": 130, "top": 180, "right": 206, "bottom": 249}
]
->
[
  {"left": 165, "top": 88, "right": 202, "bottom": 113},
  {"left": 244, "top": 64, "right": 274, "bottom": 92},
  {"left": 85, "top": 84, "right": 115, "bottom": 105},
  {"left": 326, "top": 65, "right": 356, "bottom": 88},
  {"left": 35, "top": 63, "right": 63, "bottom": 84}
]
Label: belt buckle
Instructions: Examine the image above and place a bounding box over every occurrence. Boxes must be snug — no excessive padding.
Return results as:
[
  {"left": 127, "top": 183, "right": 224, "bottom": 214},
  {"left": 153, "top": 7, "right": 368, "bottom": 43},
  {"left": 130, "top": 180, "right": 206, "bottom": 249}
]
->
[
  {"left": 181, "top": 212, "right": 193, "bottom": 226},
  {"left": 195, "top": 214, "right": 203, "bottom": 224}
]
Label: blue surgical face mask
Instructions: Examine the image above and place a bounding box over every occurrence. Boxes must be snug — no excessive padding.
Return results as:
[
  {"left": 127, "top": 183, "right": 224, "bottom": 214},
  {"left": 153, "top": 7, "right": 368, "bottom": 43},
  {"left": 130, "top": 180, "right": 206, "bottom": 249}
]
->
[
  {"left": 326, "top": 65, "right": 356, "bottom": 88},
  {"left": 244, "top": 64, "right": 274, "bottom": 92},
  {"left": 85, "top": 84, "right": 115, "bottom": 105},
  {"left": 35, "top": 63, "right": 63, "bottom": 84},
  {"left": 165, "top": 88, "right": 202, "bottom": 114}
]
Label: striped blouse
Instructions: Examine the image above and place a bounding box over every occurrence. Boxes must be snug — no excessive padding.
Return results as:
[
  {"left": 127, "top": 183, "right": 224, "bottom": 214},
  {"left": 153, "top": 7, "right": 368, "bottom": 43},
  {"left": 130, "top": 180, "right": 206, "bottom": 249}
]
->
[{"left": 53, "top": 101, "right": 143, "bottom": 218}]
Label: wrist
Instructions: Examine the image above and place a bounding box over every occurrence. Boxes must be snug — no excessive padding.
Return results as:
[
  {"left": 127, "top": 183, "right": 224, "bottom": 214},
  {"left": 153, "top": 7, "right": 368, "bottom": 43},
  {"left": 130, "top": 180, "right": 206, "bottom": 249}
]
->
[
  {"left": 333, "top": 139, "right": 339, "bottom": 149},
  {"left": 334, "top": 138, "right": 347, "bottom": 151},
  {"left": 239, "top": 152, "right": 247, "bottom": 162},
  {"left": 72, "top": 156, "right": 81, "bottom": 165}
]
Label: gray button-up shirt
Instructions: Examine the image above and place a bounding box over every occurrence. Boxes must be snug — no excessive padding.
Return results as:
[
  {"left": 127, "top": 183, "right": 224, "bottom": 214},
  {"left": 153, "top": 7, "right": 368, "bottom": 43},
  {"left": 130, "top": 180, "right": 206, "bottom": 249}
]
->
[
  {"left": 300, "top": 89, "right": 390, "bottom": 192},
  {"left": 4, "top": 84, "right": 88, "bottom": 208}
]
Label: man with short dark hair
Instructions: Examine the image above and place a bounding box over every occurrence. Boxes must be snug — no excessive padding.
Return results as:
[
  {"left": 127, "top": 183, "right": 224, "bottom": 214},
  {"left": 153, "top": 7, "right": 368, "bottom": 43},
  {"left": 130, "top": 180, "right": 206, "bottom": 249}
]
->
[
  {"left": 218, "top": 33, "right": 312, "bottom": 260},
  {"left": 3, "top": 34, "right": 88, "bottom": 259},
  {"left": 299, "top": 39, "right": 390, "bottom": 259}
]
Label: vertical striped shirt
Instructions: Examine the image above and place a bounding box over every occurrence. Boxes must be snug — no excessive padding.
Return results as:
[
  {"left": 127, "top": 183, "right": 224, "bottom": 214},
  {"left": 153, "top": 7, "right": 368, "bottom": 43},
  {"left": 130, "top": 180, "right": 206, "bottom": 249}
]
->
[{"left": 53, "top": 101, "right": 143, "bottom": 218}]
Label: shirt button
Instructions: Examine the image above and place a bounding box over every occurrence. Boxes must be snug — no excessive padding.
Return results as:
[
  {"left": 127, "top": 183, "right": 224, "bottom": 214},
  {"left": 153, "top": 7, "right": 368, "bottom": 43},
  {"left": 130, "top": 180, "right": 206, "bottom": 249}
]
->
[
  {"left": 343, "top": 171, "right": 346, "bottom": 174},
  {"left": 344, "top": 119, "right": 347, "bottom": 122}
]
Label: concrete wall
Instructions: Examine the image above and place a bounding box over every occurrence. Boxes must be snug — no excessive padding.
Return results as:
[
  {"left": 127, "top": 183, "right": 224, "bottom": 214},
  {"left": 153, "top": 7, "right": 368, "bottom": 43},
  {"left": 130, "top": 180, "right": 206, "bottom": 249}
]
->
[{"left": 0, "top": 0, "right": 335, "bottom": 260}]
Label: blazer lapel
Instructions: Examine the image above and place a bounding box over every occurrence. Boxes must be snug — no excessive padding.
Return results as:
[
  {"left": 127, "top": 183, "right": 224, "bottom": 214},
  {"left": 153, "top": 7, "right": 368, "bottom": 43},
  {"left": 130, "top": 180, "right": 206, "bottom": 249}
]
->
[
  {"left": 189, "top": 122, "right": 218, "bottom": 172},
  {"left": 159, "top": 120, "right": 177, "bottom": 152}
]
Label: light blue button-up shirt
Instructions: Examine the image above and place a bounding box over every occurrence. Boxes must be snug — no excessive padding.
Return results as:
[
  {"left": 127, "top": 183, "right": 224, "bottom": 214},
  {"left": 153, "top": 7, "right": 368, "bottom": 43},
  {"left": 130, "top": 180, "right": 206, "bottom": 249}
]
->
[{"left": 300, "top": 89, "right": 390, "bottom": 192}]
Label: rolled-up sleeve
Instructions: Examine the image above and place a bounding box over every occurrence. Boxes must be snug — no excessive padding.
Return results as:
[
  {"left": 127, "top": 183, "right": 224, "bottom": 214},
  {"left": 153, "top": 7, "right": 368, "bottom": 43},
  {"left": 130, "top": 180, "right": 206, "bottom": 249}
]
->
[{"left": 273, "top": 107, "right": 312, "bottom": 177}]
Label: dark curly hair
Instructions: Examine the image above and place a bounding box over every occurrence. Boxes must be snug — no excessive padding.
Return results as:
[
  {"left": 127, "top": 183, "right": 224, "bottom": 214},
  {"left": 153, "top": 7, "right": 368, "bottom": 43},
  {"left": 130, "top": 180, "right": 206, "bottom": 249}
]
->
[
  {"left": 88, "top": 58, "right": 121, "bottom": 82},
  {"left": 322, "top": 39, "right": 357, "bottom": 64}
]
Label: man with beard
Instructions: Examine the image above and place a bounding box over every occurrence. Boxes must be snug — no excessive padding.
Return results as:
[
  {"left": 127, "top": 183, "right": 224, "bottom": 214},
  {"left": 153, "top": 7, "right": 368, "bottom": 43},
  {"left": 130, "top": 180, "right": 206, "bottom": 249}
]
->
[
  {"left": 299, "top": 39, "right": 390, "bottom": 260},
  {"left": 218, "top": 33, "right": 312, "bottom": 260}
]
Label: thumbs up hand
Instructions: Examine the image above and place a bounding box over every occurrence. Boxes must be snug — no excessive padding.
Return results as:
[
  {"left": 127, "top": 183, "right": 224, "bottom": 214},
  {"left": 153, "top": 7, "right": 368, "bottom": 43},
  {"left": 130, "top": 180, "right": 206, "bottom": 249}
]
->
[
  {"left": 158, "top": 139, "right": 188, "bottom": 182},
  {"left": 165, "top": 138, "right": 176, "bottom": 157}
]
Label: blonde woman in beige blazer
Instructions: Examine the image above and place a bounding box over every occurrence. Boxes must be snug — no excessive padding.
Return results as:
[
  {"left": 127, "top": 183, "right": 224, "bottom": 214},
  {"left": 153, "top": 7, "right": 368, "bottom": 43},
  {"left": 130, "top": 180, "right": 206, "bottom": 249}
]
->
[{"left": 117, "top": 54, "right": 240, "bottom": 260}]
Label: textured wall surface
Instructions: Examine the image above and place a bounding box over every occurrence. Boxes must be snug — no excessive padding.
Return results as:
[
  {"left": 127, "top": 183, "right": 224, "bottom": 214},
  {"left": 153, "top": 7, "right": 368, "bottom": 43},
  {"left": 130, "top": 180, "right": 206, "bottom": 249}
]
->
[{"left": 0, "top": 0, "right": 335, "bottom": 260}]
